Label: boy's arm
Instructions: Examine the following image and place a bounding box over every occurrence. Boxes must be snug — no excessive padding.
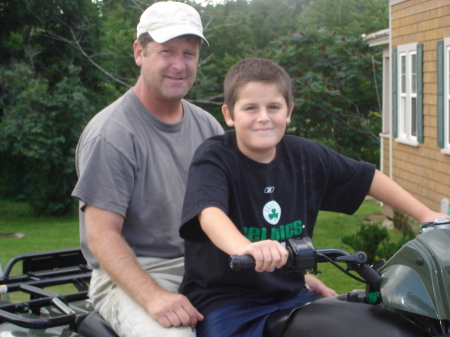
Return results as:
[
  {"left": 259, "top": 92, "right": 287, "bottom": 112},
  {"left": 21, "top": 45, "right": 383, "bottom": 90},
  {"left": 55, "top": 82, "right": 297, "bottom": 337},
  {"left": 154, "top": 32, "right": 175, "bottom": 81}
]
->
[
  {"left": 198, "top": 206, "right": 289, "bottom": 272},
  {"left": 198, "top": 207, "right": 337, "bottom": 296},
  {"left": 368, "top": 170, "right": 447, "bottom": 223}
]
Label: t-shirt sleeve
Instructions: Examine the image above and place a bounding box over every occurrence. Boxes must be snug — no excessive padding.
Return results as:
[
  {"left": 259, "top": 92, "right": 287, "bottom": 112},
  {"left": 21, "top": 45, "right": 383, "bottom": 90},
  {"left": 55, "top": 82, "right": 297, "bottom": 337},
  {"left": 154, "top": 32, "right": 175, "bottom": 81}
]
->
[
  {"left": 72, "top": 136, "right": 135, "bottom": 217},
  {"left": 319, "top": 146, "right": 376, "bottom": 215},
  {"left": 180, "top": 143, "right": 229, "bottom": 242}
]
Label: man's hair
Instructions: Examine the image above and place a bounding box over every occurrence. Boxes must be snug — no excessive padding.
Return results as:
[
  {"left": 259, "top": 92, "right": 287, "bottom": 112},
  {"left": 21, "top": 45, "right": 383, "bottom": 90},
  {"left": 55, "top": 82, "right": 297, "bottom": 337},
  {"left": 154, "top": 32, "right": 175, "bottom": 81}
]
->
[
  {"left": 223, "top": 58, "right": 293, "bottom": 116},
  {"left": 138, "top": 33, "right": 154, "bottom": 56}
]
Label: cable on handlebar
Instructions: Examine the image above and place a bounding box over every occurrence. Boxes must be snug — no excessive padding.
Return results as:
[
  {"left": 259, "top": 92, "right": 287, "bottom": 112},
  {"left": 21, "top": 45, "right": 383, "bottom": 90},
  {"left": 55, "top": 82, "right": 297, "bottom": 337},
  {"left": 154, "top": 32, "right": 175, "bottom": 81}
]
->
[{"left": 316, "top": 253, "right": 367, "bottom": 285}]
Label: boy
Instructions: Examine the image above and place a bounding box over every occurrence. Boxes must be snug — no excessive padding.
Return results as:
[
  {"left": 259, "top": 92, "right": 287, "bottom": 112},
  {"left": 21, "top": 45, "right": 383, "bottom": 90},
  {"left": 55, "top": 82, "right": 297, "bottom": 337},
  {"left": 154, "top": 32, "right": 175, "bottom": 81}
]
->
[{"left": 179, "top": 58, "right": 447, "bottom": 336}]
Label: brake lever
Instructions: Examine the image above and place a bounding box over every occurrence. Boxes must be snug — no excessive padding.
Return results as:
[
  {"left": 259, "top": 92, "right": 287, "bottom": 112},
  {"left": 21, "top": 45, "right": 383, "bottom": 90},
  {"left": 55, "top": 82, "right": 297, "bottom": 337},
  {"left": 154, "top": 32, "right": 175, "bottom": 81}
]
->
[{"left": 336, "top": 251, "right": 368, "bottom": 265}]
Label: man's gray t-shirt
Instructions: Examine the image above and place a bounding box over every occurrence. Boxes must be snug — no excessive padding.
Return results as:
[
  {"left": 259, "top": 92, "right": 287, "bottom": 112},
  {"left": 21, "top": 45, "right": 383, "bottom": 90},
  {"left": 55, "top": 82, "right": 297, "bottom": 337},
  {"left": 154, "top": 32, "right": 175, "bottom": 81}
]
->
[{"left": 72, "top": 89, "right": 223, "bottom": 268}]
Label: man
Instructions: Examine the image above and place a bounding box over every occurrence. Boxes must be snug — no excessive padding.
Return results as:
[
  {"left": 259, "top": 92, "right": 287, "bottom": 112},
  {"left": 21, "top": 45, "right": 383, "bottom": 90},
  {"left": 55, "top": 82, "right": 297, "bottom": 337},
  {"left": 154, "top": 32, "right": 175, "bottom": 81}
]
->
[{"left": 72, "top": 2, "right": 223, "bottom": 336}]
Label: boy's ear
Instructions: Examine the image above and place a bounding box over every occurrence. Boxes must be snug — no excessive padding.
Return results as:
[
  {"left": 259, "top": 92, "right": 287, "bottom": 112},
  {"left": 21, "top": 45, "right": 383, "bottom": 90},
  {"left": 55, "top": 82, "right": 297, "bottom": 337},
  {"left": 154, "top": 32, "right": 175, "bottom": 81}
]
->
[
  {"left": 222, "top": 105, "right": 235, "bottom": 127},
  {"left": 286, "top": 103, "right": 294, "bottom": 124}
]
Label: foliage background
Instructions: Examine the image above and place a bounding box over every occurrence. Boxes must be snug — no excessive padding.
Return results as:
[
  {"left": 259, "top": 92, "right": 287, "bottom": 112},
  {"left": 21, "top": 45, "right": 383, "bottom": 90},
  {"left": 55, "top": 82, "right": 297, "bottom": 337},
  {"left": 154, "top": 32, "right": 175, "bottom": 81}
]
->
[{"left": 0, "top": 0, "right": 389, "bottom": 215}]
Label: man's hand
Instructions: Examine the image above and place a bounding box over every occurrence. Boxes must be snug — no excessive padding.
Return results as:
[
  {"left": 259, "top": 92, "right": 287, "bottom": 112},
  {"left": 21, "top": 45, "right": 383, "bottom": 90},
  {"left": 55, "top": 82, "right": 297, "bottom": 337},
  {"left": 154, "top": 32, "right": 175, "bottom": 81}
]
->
[
  {"left": 305, "top": 274, "right": 337, "bottom": 298},
  {"left": 146, "top": 289, "right": 204, "bottom": 328}
]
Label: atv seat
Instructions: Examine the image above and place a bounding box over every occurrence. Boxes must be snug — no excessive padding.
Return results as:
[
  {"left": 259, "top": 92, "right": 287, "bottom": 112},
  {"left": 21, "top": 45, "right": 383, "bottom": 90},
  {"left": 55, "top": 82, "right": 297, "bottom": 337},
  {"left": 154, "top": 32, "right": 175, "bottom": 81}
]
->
[
  {"left": 77, "top": 311, "right": 119, "bottom": 337},
  {"left": 264, "top": 305, "right": 303, "bottom": 337}
]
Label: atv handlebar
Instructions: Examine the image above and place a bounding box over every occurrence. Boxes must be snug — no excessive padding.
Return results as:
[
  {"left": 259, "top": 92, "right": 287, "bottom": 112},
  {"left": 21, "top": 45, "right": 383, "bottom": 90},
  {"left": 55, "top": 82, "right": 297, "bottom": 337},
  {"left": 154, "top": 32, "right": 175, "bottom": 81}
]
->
[
  {"left": 229, "top": 237, "right": 354, "bottom": 271},
  {"left": 229, "top": 248, "right": 351, "bottom": 270},
  {"left": 229, "top": 217, "right": 450, "bottom": 289},
  {"left": 230, "top": 237, "right": 382, "bottom": 291},
  {"left": 420, "top": 217, "right": 450, "bottom": 233}
]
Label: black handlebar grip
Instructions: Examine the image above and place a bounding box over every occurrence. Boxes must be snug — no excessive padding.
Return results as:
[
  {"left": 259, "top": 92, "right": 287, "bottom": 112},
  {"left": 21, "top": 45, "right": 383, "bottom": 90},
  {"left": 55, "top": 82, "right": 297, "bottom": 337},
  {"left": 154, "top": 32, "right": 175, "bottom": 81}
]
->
[{"left": 230, "top": 255, "right": 255, "bottom": 270}]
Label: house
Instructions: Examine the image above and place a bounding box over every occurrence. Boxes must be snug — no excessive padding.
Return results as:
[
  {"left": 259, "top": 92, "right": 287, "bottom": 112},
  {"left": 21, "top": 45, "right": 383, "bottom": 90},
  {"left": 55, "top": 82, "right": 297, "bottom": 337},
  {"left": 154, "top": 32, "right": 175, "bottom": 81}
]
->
[{"left": 364, "top": 0, "right": 450, "bottom": 231}]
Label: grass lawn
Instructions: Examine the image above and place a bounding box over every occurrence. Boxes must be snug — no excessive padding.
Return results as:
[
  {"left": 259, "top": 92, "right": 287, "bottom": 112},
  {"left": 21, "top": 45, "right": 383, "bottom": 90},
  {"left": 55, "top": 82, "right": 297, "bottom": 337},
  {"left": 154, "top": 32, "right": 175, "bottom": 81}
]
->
[
  {"left": 0, "top": 199, "right": 412, "bottom": 295},
  {"left": 0, "top": 200, "right": 80, "bottom": 273}
]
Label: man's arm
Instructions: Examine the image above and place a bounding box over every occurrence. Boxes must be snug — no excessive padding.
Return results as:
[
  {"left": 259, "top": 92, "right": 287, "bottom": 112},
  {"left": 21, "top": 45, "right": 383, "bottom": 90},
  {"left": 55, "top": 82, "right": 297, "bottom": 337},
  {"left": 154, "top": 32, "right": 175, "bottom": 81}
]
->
[
  {"left": 85, "top": 205, "right": 203, "bottom": 328},
  {"left": 368, "top": 170, "right": 447, "bottom": 223},
  {"left": 198, "top": 206, "right": 289, "bottom": 272},
  {"left": 304, "top": 274, "right": 337, "bottom": 297}
]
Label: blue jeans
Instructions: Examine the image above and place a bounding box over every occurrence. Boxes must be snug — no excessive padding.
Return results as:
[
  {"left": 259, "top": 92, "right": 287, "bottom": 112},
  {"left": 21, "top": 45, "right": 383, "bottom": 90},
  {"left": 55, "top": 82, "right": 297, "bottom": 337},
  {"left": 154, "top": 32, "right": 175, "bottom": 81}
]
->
[{"left": 196, "top": 287, "right": 321, "bottom": 337}]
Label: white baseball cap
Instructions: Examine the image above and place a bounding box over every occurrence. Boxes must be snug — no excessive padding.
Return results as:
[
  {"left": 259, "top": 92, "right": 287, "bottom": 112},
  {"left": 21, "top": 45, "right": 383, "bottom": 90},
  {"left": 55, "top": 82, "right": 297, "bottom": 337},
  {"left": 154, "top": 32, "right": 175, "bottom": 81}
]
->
[{"left": 136, "top": 1, "right": 209, "bottom": 46}]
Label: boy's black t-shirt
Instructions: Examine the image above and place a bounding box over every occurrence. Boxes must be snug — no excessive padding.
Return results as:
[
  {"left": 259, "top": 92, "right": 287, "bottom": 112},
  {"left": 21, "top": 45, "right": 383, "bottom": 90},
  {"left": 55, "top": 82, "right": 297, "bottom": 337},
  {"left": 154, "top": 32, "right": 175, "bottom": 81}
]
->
[{"left": 179, "top": 130, "right": 376, "bottom": 316}]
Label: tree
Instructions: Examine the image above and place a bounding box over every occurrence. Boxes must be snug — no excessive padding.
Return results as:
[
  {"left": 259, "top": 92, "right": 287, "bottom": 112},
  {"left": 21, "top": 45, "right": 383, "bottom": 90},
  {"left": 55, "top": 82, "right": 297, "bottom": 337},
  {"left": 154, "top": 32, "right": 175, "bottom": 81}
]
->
[
  {"left": 187, "top": 0, "right": 310, "bottom": 123},
  {"left": 0, "top": 0, "right": 387, "bottom": 214},
  {"left": 0, "top": 0, "right": 118, "bottom": 215},
  {"left": 268, "top": 28, "right": 382, "bottom": 164},
  {"left": 297, "top": 0, "right": 389, "bottom": 38},
  {"left": 0, "top": 63, "right": 105, "bottom": 215}
]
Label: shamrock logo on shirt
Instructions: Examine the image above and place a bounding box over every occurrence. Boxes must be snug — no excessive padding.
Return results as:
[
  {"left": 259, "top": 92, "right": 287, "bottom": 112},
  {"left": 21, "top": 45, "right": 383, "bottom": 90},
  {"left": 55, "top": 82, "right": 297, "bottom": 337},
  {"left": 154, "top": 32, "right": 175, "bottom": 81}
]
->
[
  {"left": 269, "top": 209, "right": 279, "bottom": 220},
  {"left": 263, "top": 201, "right": 281, "bottom": 225}
]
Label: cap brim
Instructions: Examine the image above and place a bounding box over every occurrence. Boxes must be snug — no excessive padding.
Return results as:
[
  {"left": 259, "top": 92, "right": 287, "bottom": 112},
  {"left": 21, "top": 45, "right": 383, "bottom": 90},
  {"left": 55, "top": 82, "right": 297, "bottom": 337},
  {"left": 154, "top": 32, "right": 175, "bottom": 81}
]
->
[{"left": 149, "top": 25, "right": 209, "bottom": 46}]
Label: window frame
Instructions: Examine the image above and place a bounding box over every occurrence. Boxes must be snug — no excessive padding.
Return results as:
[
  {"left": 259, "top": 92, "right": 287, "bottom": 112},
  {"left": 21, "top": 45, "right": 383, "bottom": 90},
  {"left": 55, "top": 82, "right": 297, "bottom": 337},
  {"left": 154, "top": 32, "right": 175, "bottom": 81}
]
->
[
  {"left": 442, "top": 37, "right": 450, "bottom": 153},
  {"left": 395, "top": 42, "right": 419, "bottom": 146}
]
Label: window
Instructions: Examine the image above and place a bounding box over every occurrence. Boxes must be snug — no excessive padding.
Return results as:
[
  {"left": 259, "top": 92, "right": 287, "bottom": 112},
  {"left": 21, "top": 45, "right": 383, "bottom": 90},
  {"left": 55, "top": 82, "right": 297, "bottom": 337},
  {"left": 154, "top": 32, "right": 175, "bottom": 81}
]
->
[
  {"left": 437, "top": 38, "right": 450, "bottom": 153},
  {"left": 382, "top": 56, "right": 390, "bottom": 134},
  {"left": 393, "top": 43, "right": 423, "bottom": 146}
]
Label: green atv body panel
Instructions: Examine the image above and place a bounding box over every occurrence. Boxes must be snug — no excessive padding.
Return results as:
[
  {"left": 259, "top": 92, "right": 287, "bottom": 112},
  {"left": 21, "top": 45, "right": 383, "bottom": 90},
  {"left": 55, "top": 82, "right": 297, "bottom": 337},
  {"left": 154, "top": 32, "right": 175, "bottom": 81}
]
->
[{"left": 379, "top": 229, "right": 450, "bottom": 320}]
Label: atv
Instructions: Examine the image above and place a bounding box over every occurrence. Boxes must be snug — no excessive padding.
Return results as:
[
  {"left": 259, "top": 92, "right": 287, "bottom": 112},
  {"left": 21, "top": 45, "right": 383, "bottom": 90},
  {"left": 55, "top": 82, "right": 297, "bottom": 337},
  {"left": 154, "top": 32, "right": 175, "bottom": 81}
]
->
[{"left": 0, "top": 217, "right": 449, "bottom": 337}]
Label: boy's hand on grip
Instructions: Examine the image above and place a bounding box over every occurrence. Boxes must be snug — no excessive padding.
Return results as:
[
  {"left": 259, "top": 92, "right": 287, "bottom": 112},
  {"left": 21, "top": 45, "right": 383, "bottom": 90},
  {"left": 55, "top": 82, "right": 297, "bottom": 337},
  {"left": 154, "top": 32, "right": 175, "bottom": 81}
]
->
[{"left": 242, "top": 240, "right": 289, "bottom": 272}]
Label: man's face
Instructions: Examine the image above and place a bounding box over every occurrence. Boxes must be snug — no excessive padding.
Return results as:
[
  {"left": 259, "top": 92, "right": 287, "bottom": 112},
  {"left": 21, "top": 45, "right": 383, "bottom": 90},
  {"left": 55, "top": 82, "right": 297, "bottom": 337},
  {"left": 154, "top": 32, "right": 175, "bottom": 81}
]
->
[{"left": 136, "top": 36, "right": 200, "bottom": 102}]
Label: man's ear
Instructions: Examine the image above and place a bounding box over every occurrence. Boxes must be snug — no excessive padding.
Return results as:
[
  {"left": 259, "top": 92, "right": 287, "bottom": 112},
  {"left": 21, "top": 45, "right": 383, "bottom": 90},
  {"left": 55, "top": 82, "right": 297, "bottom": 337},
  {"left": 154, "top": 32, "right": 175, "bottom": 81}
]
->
[
  {"left": 134, "top": 40, "right": 144, "bottom": 66},
  {"left": 222, "top": 105, "right": 235, "bottom": 127},
  {"left": 286, "top": 103, "right": 294, "bottom": 124}
]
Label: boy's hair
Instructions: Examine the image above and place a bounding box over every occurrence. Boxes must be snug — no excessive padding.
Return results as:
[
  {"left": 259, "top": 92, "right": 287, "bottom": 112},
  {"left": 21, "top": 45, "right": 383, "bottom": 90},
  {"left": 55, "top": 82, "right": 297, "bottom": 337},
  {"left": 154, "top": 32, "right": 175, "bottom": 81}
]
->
[{"left": 223, "top": 58, "right": 293, "bottom": 116}]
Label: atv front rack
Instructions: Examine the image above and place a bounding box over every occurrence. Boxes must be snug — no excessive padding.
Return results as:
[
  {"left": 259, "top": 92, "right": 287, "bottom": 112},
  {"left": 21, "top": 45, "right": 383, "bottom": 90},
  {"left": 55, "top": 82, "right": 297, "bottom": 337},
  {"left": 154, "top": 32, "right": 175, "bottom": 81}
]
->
[{"left": 0, "top": 248, "right": 92, "bottom": 329}]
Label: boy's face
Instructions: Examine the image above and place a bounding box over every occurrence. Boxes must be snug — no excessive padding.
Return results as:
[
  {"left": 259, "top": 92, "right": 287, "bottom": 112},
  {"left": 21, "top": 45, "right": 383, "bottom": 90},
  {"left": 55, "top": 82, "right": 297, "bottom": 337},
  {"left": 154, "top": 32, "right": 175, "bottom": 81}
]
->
[{"left": 222, "top": 81, "right": 293, "bottom": 163}]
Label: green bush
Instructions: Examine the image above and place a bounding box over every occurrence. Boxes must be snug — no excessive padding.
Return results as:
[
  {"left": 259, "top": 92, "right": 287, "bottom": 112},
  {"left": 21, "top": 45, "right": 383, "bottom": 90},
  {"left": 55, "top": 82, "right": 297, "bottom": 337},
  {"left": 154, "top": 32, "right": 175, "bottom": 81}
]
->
[
  {"left": 342, "top": 223, "right": 415, "bottom": 264},
  {"left": 377, "top": 229, "right": 415, "bottom": 260},
  {"left": 341, "top": 223, "right": 388, "bottom": 264}
]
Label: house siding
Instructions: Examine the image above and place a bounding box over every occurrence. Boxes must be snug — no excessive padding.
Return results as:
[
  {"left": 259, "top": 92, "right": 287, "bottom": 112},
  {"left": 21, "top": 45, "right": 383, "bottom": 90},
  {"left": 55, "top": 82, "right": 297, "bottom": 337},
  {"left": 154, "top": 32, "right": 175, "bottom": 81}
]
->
[{"left": 390, "top": 0, "right": 450, "bottom": 219}]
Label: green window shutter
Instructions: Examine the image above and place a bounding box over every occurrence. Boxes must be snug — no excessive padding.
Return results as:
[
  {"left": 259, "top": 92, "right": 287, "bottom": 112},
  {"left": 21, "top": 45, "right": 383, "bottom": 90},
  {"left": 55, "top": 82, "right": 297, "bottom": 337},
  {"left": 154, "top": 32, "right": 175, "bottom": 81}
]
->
[
  {"left": 416, "top": 44, "right": 424, "bottom": 143},
  {"left": 437, "top": 40, "right": 445, "bottom": 148},
  {"left": 393, "top": 48, "right": 398, "bottom": 138}
]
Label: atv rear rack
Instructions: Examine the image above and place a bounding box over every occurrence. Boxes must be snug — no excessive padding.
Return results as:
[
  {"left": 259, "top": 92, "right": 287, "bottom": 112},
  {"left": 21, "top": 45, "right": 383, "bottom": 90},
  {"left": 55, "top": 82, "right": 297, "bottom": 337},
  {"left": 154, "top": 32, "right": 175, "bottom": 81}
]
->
[{"left": 0, "top": 248, "right": 92, "bottom": 329}]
